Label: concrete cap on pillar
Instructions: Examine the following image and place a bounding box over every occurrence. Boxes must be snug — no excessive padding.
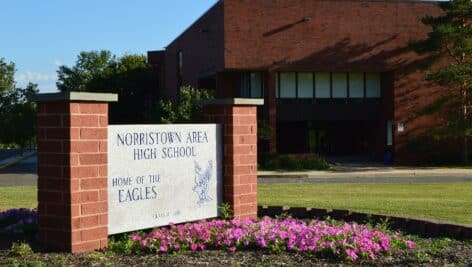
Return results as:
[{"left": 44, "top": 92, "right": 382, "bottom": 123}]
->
[
  {"left": 197, "top": 98, "right": 264, "bottom": 106},
  {"left": 32, "top": 91, "right": 118, "bottom": 102}
]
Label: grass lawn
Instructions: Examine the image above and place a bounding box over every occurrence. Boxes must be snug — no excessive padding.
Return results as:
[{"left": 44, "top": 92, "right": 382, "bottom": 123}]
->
[
  {"left": 259, "top": 183, "right": 472, "bottom": 225},
  {"left": 1, "top": 184, "right": 471, "bottom": 224},
  {"left": 0, "top": 186, "right": 36, "bottom": 211}
]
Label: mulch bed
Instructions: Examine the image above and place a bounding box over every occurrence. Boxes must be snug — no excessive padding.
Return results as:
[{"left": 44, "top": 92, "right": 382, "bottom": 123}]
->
[{"left": 0, "top": 239, "right": 471, "bottom": 266}]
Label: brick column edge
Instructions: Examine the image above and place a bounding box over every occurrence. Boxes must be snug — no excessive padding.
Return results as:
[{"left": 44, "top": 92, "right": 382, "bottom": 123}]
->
[
  {"left": 34, "top": 92, "right": 118, "bottom": 253},
  {"left": 200, "top": 98, "right": 264, "bottom": 219}
]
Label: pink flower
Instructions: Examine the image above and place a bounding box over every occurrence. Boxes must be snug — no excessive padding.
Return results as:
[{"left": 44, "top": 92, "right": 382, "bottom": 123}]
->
[
  {"left": 406, "top": 240, "right": 415, "bottom": 249},
  {"left": 140, "top": 239, "right": 148, "bottom": 247},
  {"left": 345, "top": 249, "right": 358, "bottom": 260},
  {"left": 130, "top": 234, "right": 141, "bottom": 241}
]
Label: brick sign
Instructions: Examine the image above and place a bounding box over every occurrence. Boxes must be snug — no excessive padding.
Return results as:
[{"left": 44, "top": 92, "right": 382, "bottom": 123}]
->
[
  {"left": 34, "top": 92, "right": 261, "bottom": 253},
  {"left": 108, "top": 124, "right": 222, "bottom": 234}
]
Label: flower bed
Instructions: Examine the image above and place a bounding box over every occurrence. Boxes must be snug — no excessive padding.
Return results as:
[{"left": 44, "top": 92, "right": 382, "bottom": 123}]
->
[
  {"left": 0, "top": 209, "right": 416, "bottom": 262},
  {"left": 0, "top": 209, "right": 37, "bottom": 236},
  {"left": 129, "top": 217, "right": 414, "bottom": 261}
]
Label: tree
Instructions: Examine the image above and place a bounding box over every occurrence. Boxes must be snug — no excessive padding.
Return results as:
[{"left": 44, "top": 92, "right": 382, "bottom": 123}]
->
[
  {"left": 0, "top": 83, "right": 38, "bottom": 150},
  {"left": 0, "top": 57, "right": 37, "bottom": 150},
  {"left": 57, "top": 50, "right": 114, "bottom": 92},
  {"left": 57, "top": 51, "right": 155, "bottom": 123},
  {"left": 0, "top": 58, "right": 15, "bottom": 93},
  {"left": 411, "top": 0, "right": 472, "bottom": 163},
  {"left": 154, "top": 86, "right": 215, "bottom": 124}
]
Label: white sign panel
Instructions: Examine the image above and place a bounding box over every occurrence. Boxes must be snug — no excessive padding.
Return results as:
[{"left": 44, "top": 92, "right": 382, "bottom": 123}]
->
[{"left": 108, "top": 124, "right": 222, "bottom": 235}]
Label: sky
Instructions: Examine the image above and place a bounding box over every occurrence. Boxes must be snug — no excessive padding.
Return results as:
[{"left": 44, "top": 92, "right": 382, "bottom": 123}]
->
[{"left": 0, "top": 0, "right": 218, "bottom": 93}]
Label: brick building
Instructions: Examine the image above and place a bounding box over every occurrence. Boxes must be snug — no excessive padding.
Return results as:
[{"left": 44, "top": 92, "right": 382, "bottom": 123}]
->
[{"left": 148, "top": 0, "right": 468, "bottom": 164}]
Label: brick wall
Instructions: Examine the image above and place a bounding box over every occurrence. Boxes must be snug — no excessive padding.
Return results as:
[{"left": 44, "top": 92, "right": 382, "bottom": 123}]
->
[
  {"left": 37, "top": 101, "right": 108, "bottom": 253},
  {"left": 222, "top": 0, "right": 449, "bottom": 163},
  {"left": 223, "top": 0, "right": 442, "bottom": 71}
]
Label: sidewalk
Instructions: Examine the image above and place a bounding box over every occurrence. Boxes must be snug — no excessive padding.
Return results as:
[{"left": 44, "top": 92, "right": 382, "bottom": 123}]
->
[
  {"left": 258, "top": 166, "right": 472, "bottom": 183},
  {"left": 259, "top": 166, "right": 472, "bottom": 177}
]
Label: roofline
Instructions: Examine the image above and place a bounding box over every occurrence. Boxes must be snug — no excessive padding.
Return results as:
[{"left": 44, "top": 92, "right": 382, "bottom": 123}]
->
[
  {"left": 166, "top": 0, "right": 221, "bottom": 49},
  {"left": 162, "top": 0, "right": 444, "bottom": 50}
]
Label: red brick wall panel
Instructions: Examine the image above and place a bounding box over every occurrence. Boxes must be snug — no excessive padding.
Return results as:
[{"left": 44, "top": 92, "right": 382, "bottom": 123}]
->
[{"left": 224, "top": 0, "right": 442, "bottom": 71}]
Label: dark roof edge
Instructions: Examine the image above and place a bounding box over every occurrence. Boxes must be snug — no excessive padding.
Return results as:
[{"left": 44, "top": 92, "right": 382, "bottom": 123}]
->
[{"left": 365, "top": 0, "right": 444, "bottom": 2}]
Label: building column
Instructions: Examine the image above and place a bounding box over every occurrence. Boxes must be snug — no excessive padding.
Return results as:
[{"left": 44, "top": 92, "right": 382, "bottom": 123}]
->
[
  {"left": 264, "top": 70, "right": 277, "bottom": 153},
  {"left": 201, "top": 98, "right": 264, "bottom": 219},
  {"left": 35, "top": 92, "right": 117, "bottom": 253}
]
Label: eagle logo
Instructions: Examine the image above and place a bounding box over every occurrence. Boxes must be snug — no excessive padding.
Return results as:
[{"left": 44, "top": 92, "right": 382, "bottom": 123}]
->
[{"left": 193, "top": 160, "right": 213, "bottom": 206}]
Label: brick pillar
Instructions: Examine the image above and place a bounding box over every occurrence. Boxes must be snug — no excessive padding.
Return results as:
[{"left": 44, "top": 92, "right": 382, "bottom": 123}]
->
[
  {"left": 35, "top": 92, "right": 117, "bottom": 253},
  {"left": 201, "top": 98, "right": 264, "bottom": 219}
]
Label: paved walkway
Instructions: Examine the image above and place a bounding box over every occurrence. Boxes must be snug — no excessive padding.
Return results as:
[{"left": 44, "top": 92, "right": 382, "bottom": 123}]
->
[
  {"left": 0, "top": 155, "right": 37, "bottom": 187},
  {"left": 259, "top": 167, "right": 472, "bottom": 183}
]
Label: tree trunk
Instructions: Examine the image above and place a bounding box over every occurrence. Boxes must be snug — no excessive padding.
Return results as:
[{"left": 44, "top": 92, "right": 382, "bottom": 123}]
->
[{"left": 465, "top": 135, "right": 469, "bottom": 164}]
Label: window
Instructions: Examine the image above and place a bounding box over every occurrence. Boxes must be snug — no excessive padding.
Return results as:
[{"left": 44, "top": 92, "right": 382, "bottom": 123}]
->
[
  {"left": 332, "top": 72, "right": 347, "bottom": 98},
  {"left": 366, "top": 73, "right": 381, "bottom": 98},
  {"left": 298, "top": 73, "right": 313, "bottom": 98},
  {"left": 315, "top": 72, "right": 330, "bottom": 98},
  {"left": 240, "top": 73, "right": 250, "bottom": 97},
  {"left": 250, "top": 72, "right": 263, "bottom": 98},
  {"left": 279, "top": 72, "right": 296, "bottom": 98},
  {"left": 276, "top": 71, "right": 382, "bottom": 99},
  {"left": 240, "top": 72, "right": 263, "bottom": 98},
  {"left": 349, "top": 72, "right": 364, "bottom": 98}
]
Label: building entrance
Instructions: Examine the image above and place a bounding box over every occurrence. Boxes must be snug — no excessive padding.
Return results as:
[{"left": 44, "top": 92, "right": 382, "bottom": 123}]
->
[{"left": 277, "top": 120, "right": 383, "bottom": 159}]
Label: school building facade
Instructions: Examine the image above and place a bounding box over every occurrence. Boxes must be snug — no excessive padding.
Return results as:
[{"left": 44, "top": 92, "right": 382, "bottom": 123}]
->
[{"left": 148, "top": 0, "right": 466, "bottom": 164}]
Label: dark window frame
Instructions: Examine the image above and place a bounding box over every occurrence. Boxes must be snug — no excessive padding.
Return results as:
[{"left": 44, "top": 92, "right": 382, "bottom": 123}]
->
[{"left": 240, "top": 71, "right": 264, "bottom": 98}]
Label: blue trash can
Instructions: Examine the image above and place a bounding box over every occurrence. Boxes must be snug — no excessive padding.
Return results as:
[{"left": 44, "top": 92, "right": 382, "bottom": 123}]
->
[{"left": 383, "top": 150, "right": 393, "bottom": 165}]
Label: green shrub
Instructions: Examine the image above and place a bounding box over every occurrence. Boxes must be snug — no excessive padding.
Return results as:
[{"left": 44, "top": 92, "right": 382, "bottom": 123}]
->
[
  {"left": 218, "top": 203, "right": 234, "bottom": 220},
  {"left": 261, "top": 154, "right": 329, "bottom": 171},
  {"left": 301, "top": 157, "right": 330, "bottom": 170},
  {"left": 109, "top": 235, "right": 138, "bottom": 255},
  {"left": 278, "top": 155, "right": 303, "bottom": 170},
  {"left": 153, "top": 86, "right": 214, "bottom": 124},
  {"left": 9, "top": 242, "right": 33, "bottom": 257}
]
